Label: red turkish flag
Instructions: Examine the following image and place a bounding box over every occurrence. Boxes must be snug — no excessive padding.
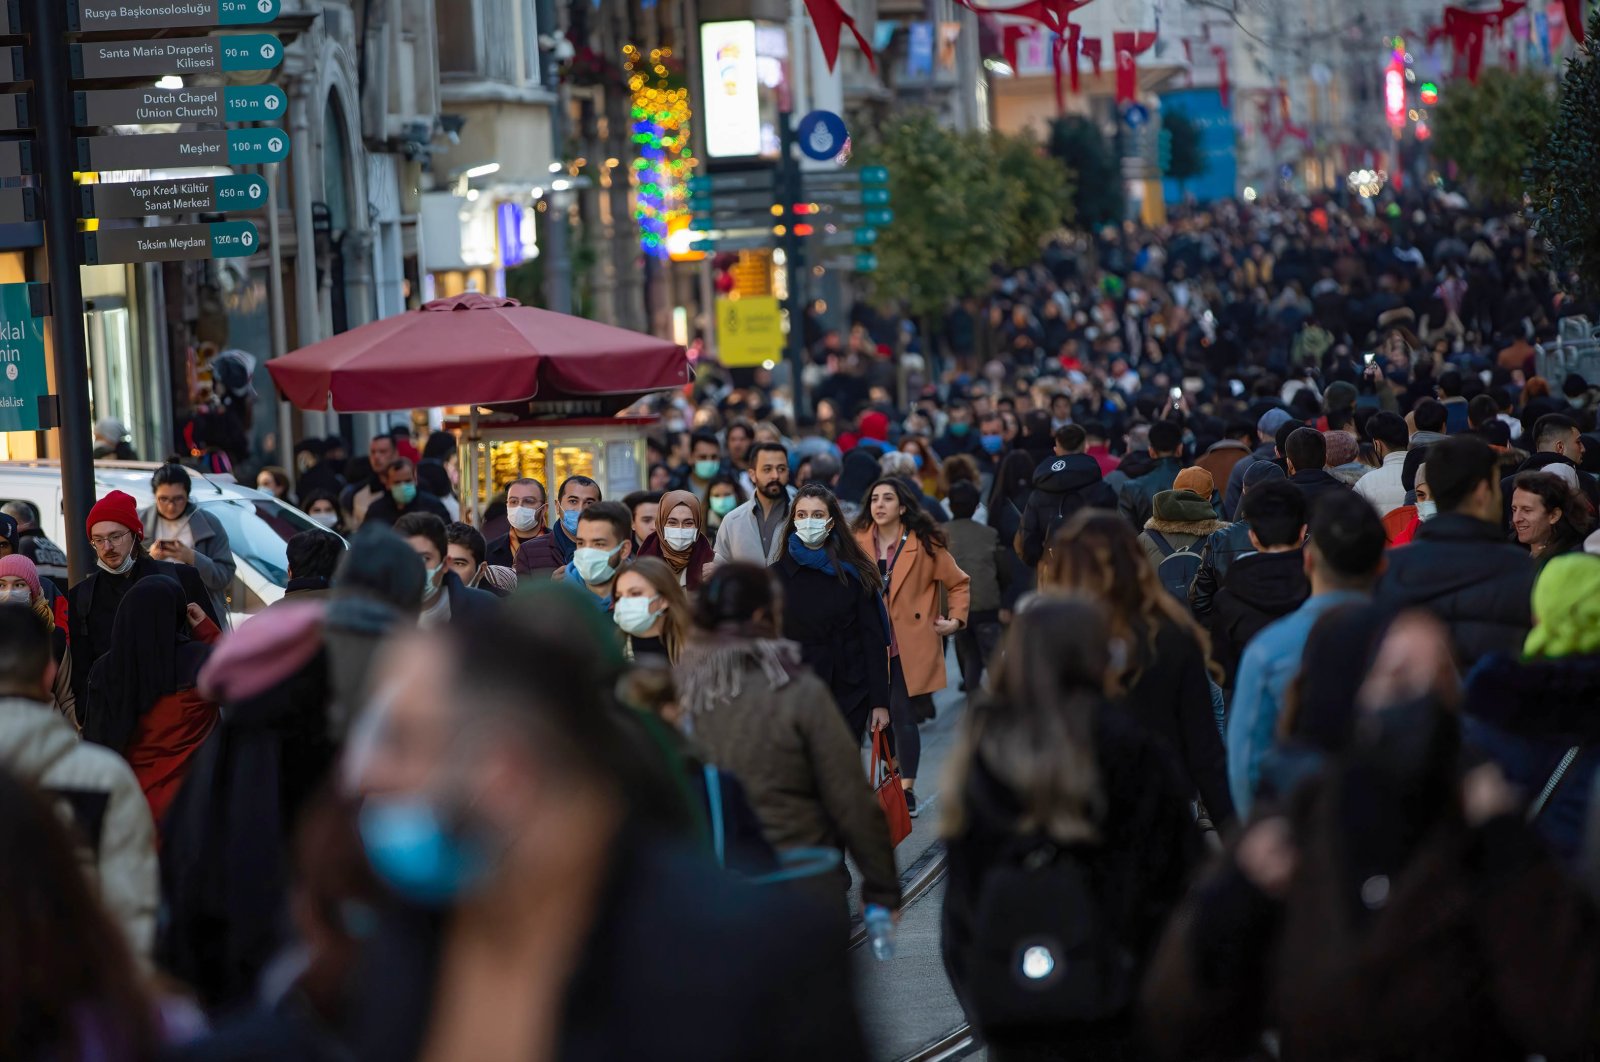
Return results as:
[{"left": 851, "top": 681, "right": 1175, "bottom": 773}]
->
[
  {"left": 1566, "top": 0, "right": 1586, "bottom": 44},
  {"left": 1113, "top": 30, "right": 1157, "bottom": 104},
  {"left": 804, "top": 0, "right": 876, "bottom": 72}
]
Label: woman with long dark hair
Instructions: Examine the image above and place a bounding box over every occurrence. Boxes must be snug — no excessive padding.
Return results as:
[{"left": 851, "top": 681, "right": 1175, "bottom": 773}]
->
[
  {"left": 772, "top": 484, "right": 890, "bottom": 741},
  {"left": 941, "top": 598, "right": 1199, "bottom": 1060},
  {"left": 83, "top": 575, "right": 221, "bottom": 828},
  {"left": 1040, "top": 511, "right": 1234, "bottom": 827},
  {"left": 852, "top": 477, "right": 970, "bottom": 816},
  {"left": 0, "top": 766, "right": 161, "bottom": 1058},
  {"left": 987, "top": 449, "right": 1037, "bottom": 613}
]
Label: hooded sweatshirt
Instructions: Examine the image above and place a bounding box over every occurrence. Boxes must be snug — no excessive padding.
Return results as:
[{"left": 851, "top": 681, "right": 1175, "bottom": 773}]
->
[
  {"left": 1206, "top": 550, "right": 1311, "bottom": 688},
  {"left": 1019, "top": 453, "right": 1117, "bottom": 567}
]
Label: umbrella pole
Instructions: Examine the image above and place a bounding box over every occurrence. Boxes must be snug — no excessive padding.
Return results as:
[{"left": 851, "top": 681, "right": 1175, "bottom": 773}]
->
[{"left": 467, "top": 408, "right": 482, "bottom": 526}]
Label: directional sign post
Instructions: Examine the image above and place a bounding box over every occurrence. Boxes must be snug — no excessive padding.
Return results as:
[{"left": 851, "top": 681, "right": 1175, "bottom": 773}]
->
[
  {"left": 69, "top": 0, "right": 281, "bottom": 30},
  {"left": 78, "top": 127, "right": 289, "bottom": 170},
  {"left": 82, "top": 174, "right": 267, "bottom": 219},
  {"left": 0, "top": 138, "right": 31, "bottom": 178},
  {"left": 82, "top": 221, "right": 259, "bottom": 265},
  {"left": 70, "top": 34, "right": 283, "bottom": 79},
  {"left": 0, "top": 283, "right": 51, "bottom": 433},
  {"left": 74, "top": 84, "right": 285, "bottom": 126}
]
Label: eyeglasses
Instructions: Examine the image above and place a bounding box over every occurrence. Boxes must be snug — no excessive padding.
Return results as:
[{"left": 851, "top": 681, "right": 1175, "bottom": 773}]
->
[{"left": 90, "top": 529, "right": 132, "bottom": 550}]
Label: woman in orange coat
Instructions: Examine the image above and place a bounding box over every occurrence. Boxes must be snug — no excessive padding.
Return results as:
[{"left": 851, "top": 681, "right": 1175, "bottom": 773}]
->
[
  {"left": 82, "top": 574, "right": 221, "bottom": 831},
  {"left": 853, "top": 476, "right": 970, "bottom": 817}
]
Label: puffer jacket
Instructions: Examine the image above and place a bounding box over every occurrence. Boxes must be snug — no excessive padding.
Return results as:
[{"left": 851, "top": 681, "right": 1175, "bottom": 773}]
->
[
  {"left": 1189, "top": 522, "right": 1256, "bottom": 617},
  {"left": 1206, "top": 549, "right": 1310, "bottom": 689},
  {"left": 1376, "top": 513, "right": 1535, "bottom": 664},
  {"left": 1463, "top": 652, "right": 1600, "bottom": 864},
  {"left": 0, "top": 696, "right": 157, "bottom": 957},
  {"left": 1019, "top": 453, "right": 1117, "bottom": 567}
]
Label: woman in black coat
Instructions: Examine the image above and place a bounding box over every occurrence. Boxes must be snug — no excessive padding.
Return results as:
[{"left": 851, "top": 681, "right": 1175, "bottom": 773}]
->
[
  {"left": 772, "top": 484, "right": 890, "bottom": 741},
  {"left": 941, "top": 598, "right": 1199, "bottom": 1061},
  {"left": 1040, "top": 510, "right": 1234, "bottom": 828},
  {"left": 987, "top": 450, "right": 1035, "bottom": 612}
]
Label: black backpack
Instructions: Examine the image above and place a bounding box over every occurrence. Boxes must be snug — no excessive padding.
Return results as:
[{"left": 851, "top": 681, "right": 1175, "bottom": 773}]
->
[
  {"left": 1145, "top": 529, "right": 1202, "bottom": 601},
  {"left": 966, "top": 841, "right": 1136, "bottom": 1032}
]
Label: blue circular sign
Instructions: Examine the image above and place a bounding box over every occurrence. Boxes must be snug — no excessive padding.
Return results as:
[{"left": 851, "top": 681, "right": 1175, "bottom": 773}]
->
[
  {"left": 797, "top": 110, "right": 849, "bottom": 162},
  {"left": 1123, "top": 103, "right": 1150, "bottom": 129}
]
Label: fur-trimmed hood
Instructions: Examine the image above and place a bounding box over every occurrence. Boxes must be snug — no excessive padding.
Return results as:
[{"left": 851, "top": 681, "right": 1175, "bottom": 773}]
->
[{"left": 1145, "top": 514, "right": 1229, "bottom": 538}]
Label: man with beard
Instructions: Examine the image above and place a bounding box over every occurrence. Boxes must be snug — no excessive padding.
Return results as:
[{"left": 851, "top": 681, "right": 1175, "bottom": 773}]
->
[{"left": 712, "top": 442, "right": 792, "bottom": 569}]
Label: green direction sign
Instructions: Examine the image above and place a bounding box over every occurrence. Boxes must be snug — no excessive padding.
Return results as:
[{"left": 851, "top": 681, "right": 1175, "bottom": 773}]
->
[
  {"left": 75, "top": 84, "right": 284, "bottom": 125},
  {"left": 856, "top": 253, "right": 878, "bottom": 271},
  {"left": 831, "top": 207, "right": 893, "bottom": 226},
  {"left": 70, "top": 33, "right": 281, "bottom": 79},
  {"left": 83, "top": 173, "right": 266, "bottom": 219},
  {"left": 82, "top": 220, "right": 258, "bottom": 265},
  {"left": 78, "top": 127, "right": 288, "bottom": 170},
  {"left": 0, "top": 283, "right": 49, "bottom": 433},
  {"left": 687, "top": 171, "right": 775, "bottom": 195},
  {"left": 69, "top": 0, "right": 280, "bottom": 31}
]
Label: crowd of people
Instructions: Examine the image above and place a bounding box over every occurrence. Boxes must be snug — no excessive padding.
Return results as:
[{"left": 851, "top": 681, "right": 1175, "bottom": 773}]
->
[{"left": 7, "top": 191, "right": 1600, "bottom": 1060}]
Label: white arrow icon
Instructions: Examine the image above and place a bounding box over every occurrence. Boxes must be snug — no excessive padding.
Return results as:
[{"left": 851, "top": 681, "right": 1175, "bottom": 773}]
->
[{"left": 260, "top": 42, "right": 277, "bottom": 59}]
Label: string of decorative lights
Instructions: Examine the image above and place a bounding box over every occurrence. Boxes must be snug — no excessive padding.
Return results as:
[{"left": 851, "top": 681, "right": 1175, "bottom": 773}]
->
[{"left": 624, "top": 43, "right": 694, "bottom": 257}]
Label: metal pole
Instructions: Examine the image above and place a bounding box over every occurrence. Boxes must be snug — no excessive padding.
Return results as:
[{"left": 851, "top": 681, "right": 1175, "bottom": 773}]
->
[
  {"left": 28, "top": 0, "right": 95, "bottom": 583},
  {"left": 779, "top": 109, "right": 808, "bottom": 419},
  {"left": 266, "top": 161, "right": 295, "bottom": 490},
  {"left": 538, "top": 0, "right": 572, "bottom": 315}
]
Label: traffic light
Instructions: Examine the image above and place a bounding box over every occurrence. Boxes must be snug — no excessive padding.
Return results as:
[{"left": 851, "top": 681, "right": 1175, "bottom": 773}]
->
[{"left": 1157, "top": 128, "right": 1172, "bottom": 174}]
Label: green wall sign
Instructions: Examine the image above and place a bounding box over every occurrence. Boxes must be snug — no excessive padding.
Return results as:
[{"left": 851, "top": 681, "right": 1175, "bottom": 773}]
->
[{"left": 0, "top": 283, "right": 49, "bottom": 433}]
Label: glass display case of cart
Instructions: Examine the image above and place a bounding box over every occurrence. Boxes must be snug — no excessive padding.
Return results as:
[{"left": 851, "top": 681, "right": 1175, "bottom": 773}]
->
[{"left": 442, "top": 399, "right": 658, "bottom": 525}]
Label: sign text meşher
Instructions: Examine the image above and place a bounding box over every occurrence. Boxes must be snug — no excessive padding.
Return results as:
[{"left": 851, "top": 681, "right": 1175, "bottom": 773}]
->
[
  {"left": 74, "top": 84, "right": 284, "bottom": 126},
  {"left": 82, "top": 174, "right": 266, "bottom": 219},
  {"left": 81, "top": 220, "right": 258, "bottom": 265},
  {"left": 68, "top": 0, "right": 280, "bottom": 32},
  {"left": 69, "top": 33, "right": 281, "bottom": 79},
  {"left": 77, "top": 127, "right": 289, "bottom": 170}
]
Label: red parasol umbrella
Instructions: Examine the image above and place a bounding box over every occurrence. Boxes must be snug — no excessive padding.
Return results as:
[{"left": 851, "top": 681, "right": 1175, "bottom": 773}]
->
[{"left": 266, "top": 293, "right": 690, "bottom": 412}]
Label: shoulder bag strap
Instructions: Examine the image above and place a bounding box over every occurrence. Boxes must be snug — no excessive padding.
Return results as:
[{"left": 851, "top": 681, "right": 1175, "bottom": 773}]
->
[{"left": 1528, "top": 746, "right": 1582, "bottom": 823}]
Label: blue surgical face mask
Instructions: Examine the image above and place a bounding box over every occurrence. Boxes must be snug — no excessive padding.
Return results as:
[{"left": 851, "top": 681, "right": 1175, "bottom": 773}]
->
[
  {"left": 981, "top": 433, "right": 1005, "bottom": 455},
  {"left": 573, "top": 543, "right": 624, "bottom": 585},
  {"left": 1416, "top": 499, "right": 1437, "bottom": 521},
  {"left": 694, "top": 459, "right": 721, "bottom": 481},
  {"left": 948, "top": 422, "right": 970, "bottom": 437},
  {"left": 561, "top": 508, "right": 581, "bottom": 533},
  {"left": 358, "top": 797, "right": 491, "bottom": 906},
  {"left": 910, "top": 453, "right": 924, "bottom": 471},
  {"left": 392, "top": 481, "right": 418, "bottom": 505}
]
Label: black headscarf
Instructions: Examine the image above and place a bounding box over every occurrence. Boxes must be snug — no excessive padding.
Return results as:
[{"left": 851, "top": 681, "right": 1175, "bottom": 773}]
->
[
  {"left": 835, "top": 450, "right": 881, "bottom": 510},
  {"left": 83, "top": 575, "right": 211, "bottom": 753}
]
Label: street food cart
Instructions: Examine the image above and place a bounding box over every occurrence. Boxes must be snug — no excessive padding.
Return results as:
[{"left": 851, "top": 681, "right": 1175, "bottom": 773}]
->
[{"left": 267, "top": 294, "right": 689, "bottom": 522}]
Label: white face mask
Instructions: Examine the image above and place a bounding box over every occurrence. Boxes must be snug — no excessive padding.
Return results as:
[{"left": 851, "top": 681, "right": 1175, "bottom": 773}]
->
[
  {"left": 0, "top": 587, "right": 30, "bottom": 606},
  {"left": 662, "top": 526, "right": 697, "bottom": 551},
  {"left": 1416, "top": 499, "right": 1438, "bottom": 522},
  {"left": 98, "top": 551, "right": 136, "bottom": 576},
  {"left": 507, "top": 505, "right": 543, "bottom": 533},
  {"left": 794, "top": 517, "right": 831, "bottom": 548},
  {"left": 613, "top": 595, "right": 660, "bottom": 636},
  {"left": 573, "top": 544, "right": 623, "bottom": 585},
  {"left": 309, "top": 511, "right": 339, "bottom": 529}
]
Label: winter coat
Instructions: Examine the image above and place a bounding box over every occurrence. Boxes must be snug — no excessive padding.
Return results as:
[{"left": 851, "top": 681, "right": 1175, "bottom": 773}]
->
[
  {"left": 113, "top": 617, "right": 222, "bottom": 830},
  {"left": 636, "top": 531, "right": 716, "bottom": 590},
  {"left": 137, "top": 503, "right": 236, "bottom": 628},
  {"left": 486, "top": 529, "right": 543, "bottom": 569},
  {"left": 0, "top": 696, "right": 157, "bottom": 958},
  {"left": 687, "top": 650, "right": 900, "bottom": 912},
  {"left": 1287, "top": 467, "right": 1350, "bottom": 515},
  {"left": 853, "top": 528, "right": 971, "bottom": 698},
  {"left": 1194, "top": 439, "right": 1252, "bottom": 500},
  {"left": 1137, "top": 492, "right": 1228, "bottom": 570},
  {"left": 1463, "top": 651, "right": 1600, "bottom": 865},
  {"left": 941, "top": 707, "right": 1201, "bottom": 1057},
  {"left": 359, "top": 490, "right": 452, "bottom": 528},
  {"left": 1189, "top": 522, "right": 1256, "bottom": 618},
  {"left": 1207, "top": 550, "right": 1311, "bottom": 690},
  {"left": 773, "top": 553, "right": 891, "bottom": 722},
  {"left": 1020, "top": 453, "right": 1118, "bottom": 568},
  {"left": 68, "top": 554, "right": 219, "bottom": 720},
  {"left": 159, "top": 652, "right": 336, "bottom": 1010},
  {"left": 944, "top": 518, "right": 1004, "bottom": 613},
  {"left": 712, "top": 497, "right": 790, "bottom": 568},
  {"left": 178, "top": 831, "right": 871, "bottom": 1061},
  {"left": 514, "top": 521, "right": 578, "bottom": 577},
  {"left": 1117, "top": 618, "right": 1235, "bottom": 826},
  {"left": 1118, "top": 456, "right": 1185, "bottom": 532},
  {"left": 1377, "top": 513, "right": 1535, "bottom": 663},
  {"left": 1144, "top": 766, "right": 1600, "bottom": 1062}
]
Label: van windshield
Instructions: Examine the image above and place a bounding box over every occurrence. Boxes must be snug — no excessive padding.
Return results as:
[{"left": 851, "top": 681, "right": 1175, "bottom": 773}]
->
[{"left": 199, "top": 496, "right": 323, "bottom": 589}]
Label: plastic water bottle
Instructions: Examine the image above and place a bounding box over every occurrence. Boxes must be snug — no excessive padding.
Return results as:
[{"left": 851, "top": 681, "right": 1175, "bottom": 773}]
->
[{"left": 864, "top": 904, "right": 896, "bottom": 961}]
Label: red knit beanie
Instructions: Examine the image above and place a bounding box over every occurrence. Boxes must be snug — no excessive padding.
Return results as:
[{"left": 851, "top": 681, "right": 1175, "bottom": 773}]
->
[{"left": 86, "top": 490, "right": 143, "bottom": 541}]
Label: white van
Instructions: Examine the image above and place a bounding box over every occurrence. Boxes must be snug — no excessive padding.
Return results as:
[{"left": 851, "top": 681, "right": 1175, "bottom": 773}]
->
[{"left": 0, "top": 460, "right": 335, "bottom": 621}]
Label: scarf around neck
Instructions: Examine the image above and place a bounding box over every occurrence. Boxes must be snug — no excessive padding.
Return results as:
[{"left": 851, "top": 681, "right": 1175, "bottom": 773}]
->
[{"left": 676, "top": 634, "right": 804, "bottom": 723}]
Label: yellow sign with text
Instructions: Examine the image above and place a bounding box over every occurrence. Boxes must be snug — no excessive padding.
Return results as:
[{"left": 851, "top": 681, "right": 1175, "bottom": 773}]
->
[{"left": 715, "top": 295, "right": 783, "bottom": 368}]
